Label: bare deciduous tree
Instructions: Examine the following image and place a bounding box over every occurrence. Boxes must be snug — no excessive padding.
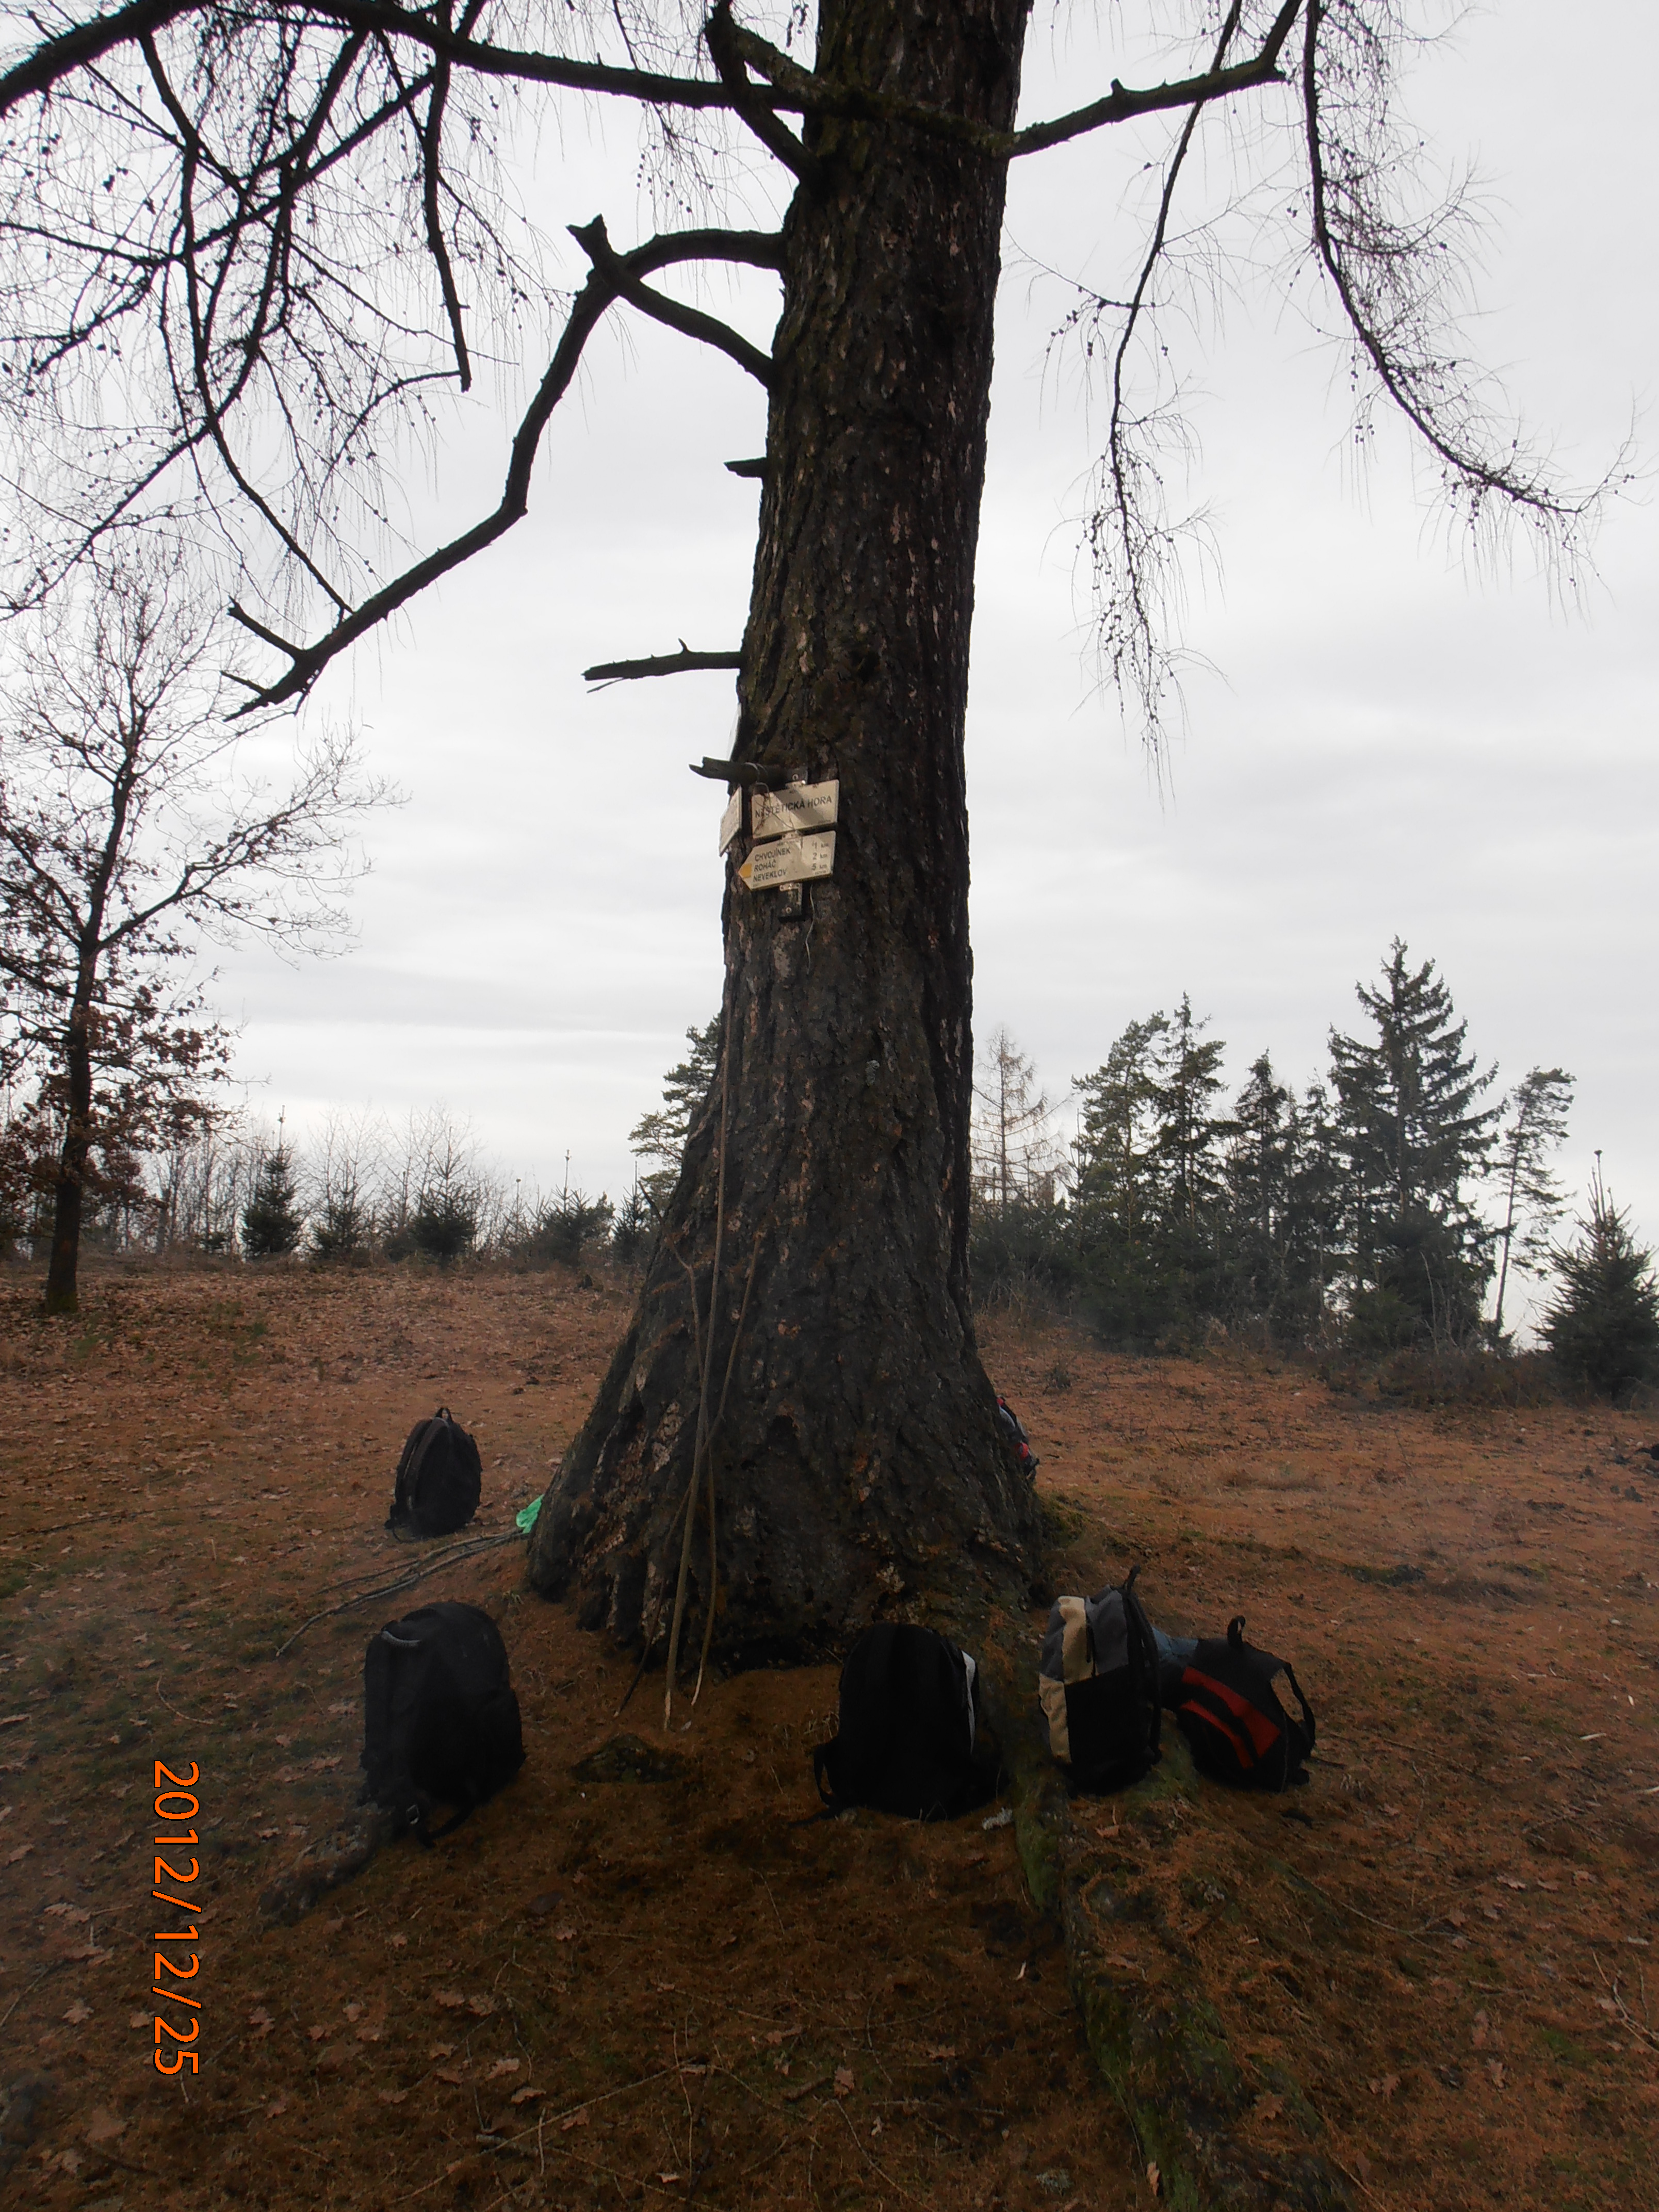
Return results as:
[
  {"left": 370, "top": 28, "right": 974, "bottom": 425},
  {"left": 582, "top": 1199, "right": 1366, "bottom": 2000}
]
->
[
  {"left": 1490, "top": 1065, "right": 1574, "bottom": 1341},
  {"left": 971, "top": 1027, "right": 1064, "bottom": 1216},
  {"left": 0, "top": 551, "right": 388, "bottom": 1310},
  {"left": 0, "top": 0, "right": 1622, "bottom": 1645}
]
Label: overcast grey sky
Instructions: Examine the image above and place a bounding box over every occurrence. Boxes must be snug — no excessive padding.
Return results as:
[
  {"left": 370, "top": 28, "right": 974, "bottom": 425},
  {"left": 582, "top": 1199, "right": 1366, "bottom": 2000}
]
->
[{"left": 219, "top": 1, "right": 1656, "bottom": 1330}]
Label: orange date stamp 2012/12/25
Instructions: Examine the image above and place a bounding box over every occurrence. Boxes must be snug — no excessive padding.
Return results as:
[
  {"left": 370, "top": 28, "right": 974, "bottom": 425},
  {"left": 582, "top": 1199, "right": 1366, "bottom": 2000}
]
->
[{"left": 151, "top": 1761, "right": 203, "bottom": 2076}]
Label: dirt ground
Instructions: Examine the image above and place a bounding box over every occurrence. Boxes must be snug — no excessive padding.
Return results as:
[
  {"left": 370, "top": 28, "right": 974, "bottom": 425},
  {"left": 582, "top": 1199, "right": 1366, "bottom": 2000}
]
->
[{"left": 0, "top": 1259, "right": 1655, "bottom": 2212}]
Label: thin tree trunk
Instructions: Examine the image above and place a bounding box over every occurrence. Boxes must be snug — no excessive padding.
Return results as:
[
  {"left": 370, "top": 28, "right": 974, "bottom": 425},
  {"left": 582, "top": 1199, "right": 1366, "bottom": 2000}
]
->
[
  {"left": 44, "top": 1007, "right": 93, "bottom": 1314},
  {"left": 529, "top": 0, "right": 1039, "bottom": 1660},
  {"left": 1492, "top": 1146, "right": 1520, "bottom": 1339}
]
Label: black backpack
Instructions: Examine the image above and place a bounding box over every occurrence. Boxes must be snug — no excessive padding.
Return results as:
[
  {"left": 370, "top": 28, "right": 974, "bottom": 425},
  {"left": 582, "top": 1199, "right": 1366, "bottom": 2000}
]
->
[
  {"left": 811, "top": 1623, "right": 995, "bottom": 1821},
  {"left": 360, "top": 1601, "right": 525, "bottom": 1844},
  {"left": 386, "top": 1406, "right": 482, "bottom": 1539},
  {"left": 996, "top": 1395, "right": 1039, "bottom": 1479},
  {"left": 1037, "top": 1567, "right": 1161, "bottom": 1792},
  {"left": 1174, "top": 1617, "right": 1315, "bottom": 1791}
]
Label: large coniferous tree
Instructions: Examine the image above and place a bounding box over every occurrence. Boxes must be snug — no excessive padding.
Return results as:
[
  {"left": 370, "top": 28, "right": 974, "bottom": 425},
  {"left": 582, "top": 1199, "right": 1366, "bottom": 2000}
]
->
[
  {"left": 0, "top": 2, "right": 1605, "bottom": 1655},
  {"left": 1329, "top": 940, "right": 1499, "bottom": 1345}
]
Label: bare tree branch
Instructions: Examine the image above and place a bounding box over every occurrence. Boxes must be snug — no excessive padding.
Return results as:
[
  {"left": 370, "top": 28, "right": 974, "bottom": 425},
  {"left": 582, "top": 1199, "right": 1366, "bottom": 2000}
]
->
[
  {"left": 569, "top": 215, "right": 773, "bottom": 387},
  {"left": 1299, "top": 0, "right": 1617, "bottom": 552},
  {"left": 704, "top": 0, "right": 824, "bottom": 192},
  {"left": 230, "top": 223, "right": 782, "bottom": 708},
  {"left": 583, "top": 644, "right": 741, "bottom": 683},
  {"left": 4, "top": 0, "right": 1305, "bottom": 162},
  {"left": 1088, "top": 0, "right": 1249, "bottom": 746},
  {"left": 722, "top": 2, "right": 1305, "bottom": 158},
  {"left": 0, "top": 0, "right": 752, "bottom": 128}
]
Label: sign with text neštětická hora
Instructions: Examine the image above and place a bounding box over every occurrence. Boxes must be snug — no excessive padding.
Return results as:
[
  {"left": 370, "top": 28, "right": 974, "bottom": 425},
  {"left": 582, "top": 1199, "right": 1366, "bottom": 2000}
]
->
[{"left": 751, "top": 779, "right": 839, "bottom": 838}]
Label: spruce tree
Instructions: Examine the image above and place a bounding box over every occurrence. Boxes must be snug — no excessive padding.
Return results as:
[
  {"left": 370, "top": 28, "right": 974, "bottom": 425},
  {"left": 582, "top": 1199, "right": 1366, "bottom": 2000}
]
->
[
  {"left": 1154, "top": 996, "right": 1233, "bottom": 1231},
  {"left": 1543, "top": 1170, "right": 1659, "bottom": 1398},
  {"left": 628, "top": 1017, "right": 723, "bottom": 1212},
  {"left": 1329, "top": 942, "right": 1499, "bottom": 1346},
  {"left": 241, "top": 1139, "right": 303, "bottom": 1259},
  {"left": 1073, "top": 1015, "right": 1170, "bottom": 1245},
  {"left": 1280, "top": 1083, "right": 1346, "bottom": 1341},
  {"left": 1226, "top": 1053, "right": 1296, "bottom": 1331},
  {"left": 1072, "top": 1003, "right": 1232, "bottom": 1347}
]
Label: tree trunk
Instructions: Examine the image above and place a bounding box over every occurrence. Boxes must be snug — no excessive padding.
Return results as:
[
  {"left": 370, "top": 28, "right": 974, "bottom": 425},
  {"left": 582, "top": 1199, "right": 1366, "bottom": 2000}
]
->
[
  {"left": 44, "top": 1009, "right": 93, "bottom": 1315},
  {"left": 528, "top": 0, "right": 1040, "bottom": 1661}
]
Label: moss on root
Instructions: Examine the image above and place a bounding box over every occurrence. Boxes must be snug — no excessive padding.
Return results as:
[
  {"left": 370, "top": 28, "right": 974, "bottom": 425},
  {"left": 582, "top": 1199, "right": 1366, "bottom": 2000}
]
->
[{"left": 985, "top": 1630, "right": 1352, "bottom": 2212}]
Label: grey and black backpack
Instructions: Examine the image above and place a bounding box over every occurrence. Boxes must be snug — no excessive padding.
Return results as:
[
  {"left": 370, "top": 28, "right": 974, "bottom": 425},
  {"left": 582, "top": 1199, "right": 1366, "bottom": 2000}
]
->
[
  {"left": 1038, "top": 1567, "right": 1162, "bottom": 1793},
  {"left": 386, "top": 1406, "right": 482, "bottom": 1539}
]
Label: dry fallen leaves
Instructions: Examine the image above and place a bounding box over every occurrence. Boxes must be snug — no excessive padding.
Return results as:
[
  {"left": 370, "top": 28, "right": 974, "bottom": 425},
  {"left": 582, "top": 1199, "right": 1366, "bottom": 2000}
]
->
[
  {"left": 63, "top": 2000, "right": 92, "bottom": 2024},
  {"left": 510, "top": 2086, "right": 545, "bottom": 2107},
  {"left": 834, "top": 2067, "right": 855, "bottom": 2098}
]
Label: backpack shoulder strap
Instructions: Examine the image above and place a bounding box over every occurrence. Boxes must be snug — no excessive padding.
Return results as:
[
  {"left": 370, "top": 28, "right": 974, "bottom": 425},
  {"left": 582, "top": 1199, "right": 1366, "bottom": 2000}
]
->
[
  {"left": 420, "top": 1801, "right": 474, "bottom": 1845},
  {"left": 1280, "top": 1662, "right": 1315, "bottom": 1754},
  {"left": 1119, "top": 1568, "right": 1162, "bottom": 1759},
  {"left": 811, "top": 1742, "right": 838, "bottom": 1810}
]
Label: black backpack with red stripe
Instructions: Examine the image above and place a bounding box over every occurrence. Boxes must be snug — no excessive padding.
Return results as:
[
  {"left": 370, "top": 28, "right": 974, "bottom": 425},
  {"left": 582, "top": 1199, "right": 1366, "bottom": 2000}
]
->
[{"left": 1174, "top": 1617, "right": 1314, "bottom": 1792}]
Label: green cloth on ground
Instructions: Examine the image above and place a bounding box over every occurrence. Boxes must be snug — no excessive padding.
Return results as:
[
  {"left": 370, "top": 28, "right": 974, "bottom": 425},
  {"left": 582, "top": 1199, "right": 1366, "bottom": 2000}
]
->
[{"left": 515, "top": 1495, "right": 543, "bottom": 1535}]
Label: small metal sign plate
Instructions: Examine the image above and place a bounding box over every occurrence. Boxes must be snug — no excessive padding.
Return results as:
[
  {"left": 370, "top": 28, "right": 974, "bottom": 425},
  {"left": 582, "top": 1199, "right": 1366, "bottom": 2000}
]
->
[{"left": 737, "top": 829, "right": 836, "bottom": 890}]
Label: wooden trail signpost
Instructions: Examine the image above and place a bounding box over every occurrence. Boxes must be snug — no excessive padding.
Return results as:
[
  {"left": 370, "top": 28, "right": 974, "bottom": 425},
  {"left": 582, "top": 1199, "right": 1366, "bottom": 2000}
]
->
[
  {"left": 720, "top": 777, "right": 840, "bottom": 890},
  {"left": 737, "top": 827, "right": 836, "bottom": 890}
]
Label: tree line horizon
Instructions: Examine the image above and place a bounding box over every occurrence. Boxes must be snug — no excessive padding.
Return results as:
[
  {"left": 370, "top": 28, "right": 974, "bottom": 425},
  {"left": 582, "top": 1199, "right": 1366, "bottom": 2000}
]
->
[{"left": 9, "top": 931, "right": 1656, "bottom": 1400}]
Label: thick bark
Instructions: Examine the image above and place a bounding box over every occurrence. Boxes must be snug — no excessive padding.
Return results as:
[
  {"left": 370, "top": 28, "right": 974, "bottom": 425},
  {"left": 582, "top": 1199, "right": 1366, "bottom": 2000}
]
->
[
  {"left": 44, "top": 1010, "right": 93, "bottom": 1314},
  {"left": 529, "top": 0, "right": 1040, "bottom": 1660}
]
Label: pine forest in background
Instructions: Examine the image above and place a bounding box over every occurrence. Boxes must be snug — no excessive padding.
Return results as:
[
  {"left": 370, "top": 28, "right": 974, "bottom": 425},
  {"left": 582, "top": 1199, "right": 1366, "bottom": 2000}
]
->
[{"left": 4, "top": 934, "right": 1655, "bottom": 1397}]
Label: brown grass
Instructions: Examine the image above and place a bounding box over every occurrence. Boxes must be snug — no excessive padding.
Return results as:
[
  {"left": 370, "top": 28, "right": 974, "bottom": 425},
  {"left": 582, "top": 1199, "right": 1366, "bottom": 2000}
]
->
[{"left": 0, "top": 1261, "right": 1656, "bottom": 2210}]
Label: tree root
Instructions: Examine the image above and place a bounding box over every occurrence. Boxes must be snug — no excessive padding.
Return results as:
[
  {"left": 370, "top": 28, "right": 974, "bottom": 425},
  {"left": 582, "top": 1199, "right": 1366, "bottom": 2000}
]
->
[{"left": 984, "top": 1648, "right": 1354, "bottom": 2212}]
